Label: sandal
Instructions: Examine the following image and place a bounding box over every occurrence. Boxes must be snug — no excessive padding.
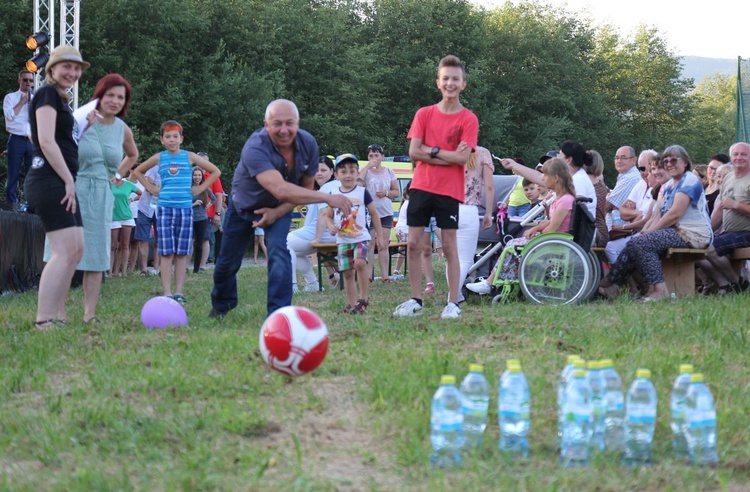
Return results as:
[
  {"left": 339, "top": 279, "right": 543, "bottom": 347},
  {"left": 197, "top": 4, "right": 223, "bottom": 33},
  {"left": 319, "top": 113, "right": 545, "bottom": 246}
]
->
[
  {"left": 424, "top": 282, "right": 435, "bottom": 294},
  {"left": 339, "top": 305, "right": 356, "bottom": 315},
  {"left": 140, "top": 270, "right": 148, "bottom": 277},
  {"left": 355, "top": 298, "right": 369, "bottom": 314},
  {"left": 84, "top": 317, "right": 101, "bottom": 324},
  {"left": 34, "top": 319, "right": 63, "bottom": 331}
]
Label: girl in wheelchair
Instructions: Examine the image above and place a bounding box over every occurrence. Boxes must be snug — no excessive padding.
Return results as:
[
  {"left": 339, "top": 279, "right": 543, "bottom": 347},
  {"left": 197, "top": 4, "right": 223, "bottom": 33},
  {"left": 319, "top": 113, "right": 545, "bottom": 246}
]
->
[{"left": 466, "top": 157, "right": 576, "bottom": 296}]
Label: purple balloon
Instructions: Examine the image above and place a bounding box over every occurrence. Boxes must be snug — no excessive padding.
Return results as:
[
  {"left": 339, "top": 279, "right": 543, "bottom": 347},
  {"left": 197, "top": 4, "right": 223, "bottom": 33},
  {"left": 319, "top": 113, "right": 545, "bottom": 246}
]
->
[{"left": 141, "top": 296, "right": 188, "bottom": 329}]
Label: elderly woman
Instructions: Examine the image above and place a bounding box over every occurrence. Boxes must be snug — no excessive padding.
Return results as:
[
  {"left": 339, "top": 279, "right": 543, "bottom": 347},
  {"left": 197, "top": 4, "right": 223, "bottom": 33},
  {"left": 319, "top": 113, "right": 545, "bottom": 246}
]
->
[{"left": 598, "top": 145, "right": 713, "bottom": 301}]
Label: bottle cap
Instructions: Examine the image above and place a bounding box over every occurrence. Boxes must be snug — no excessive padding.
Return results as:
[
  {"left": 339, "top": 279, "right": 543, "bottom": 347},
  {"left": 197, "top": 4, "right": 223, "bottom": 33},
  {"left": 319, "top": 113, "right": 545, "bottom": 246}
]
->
[
  {"left": 636, "top": 369, "right": 651, "bottom": 379},
  {"left": 573, "top": 369, "right": 586, "bottom": 378},
  {"left": 440, "top": 375, "right": 456, "bottom": 385},
  {"left": 506, "top": 359, "right": 520, "bottom": 368},
  {"left": 587, "top": 360, "right": 600, "bottom": 370},
  {"left": 573, "top": 359, "right": 586, "bottom": 368},
  {"left": 690, "top": 373, "right": 704, "bottom": 383},
  {"left": 600, "top": 359, "right": 613, "bottom": 368},
  {"left": 469, "top": 364, "right": 484, "bottom": 373},
  {"left": 509, "top": 365, "right": 521, "bottom": 373},
  {"left": 679, "top": 364, "right": 694, "bottom": 373},
  {"left": 567, "top": 355, "right": 580, "bottom": 363}
]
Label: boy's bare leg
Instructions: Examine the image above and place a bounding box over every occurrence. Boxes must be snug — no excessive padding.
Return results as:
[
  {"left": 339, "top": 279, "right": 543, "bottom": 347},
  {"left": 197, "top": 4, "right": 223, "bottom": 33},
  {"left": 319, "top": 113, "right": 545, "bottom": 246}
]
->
[
  {"left": 343, "top": 269, "right": 357, "bottom": 307},
  {"left": 174, "top": 255, "right": 188, "bottom": 293},
  {"left": 160, "top": 255, "right": 174, "bottom": 295},
  {"left": 407, "top": 226, "right": 429, "bottom": 298}
]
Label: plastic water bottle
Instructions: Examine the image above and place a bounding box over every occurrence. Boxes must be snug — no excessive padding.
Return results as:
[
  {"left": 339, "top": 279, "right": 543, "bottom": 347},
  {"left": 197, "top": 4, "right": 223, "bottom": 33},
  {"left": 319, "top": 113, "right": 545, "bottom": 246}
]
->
[
  {"left": 430, "top": 375, "right": 463, "bottom": 469},
  {"left": 623, "top": 369, "right": 657, "bottom": 466},
  {"left": 600, "top": 359, "right": 625, "bottom": 452},
  {"left": 685, "top": 373, "right": 718, "bottom": 465},
  {"left": 501, "top": 359, "right": 521, "bottom": 386},
  {"left": 586, "top": 360, "right": 606, "bottom": 452},
  {"left": 557, "top": 355, "right": 581, "bottom": 444},
  {"left": 560, "top": 369, "right": 592, "bottom": 467},
  {"left": 460, "top": 364, "right": 489, "bottom": 450},
  {"left": 498, "top": 362, "right": 530, "bottom": 457},
  {"left": 670, "top": 364, "right": 694, "bottom": 457}
]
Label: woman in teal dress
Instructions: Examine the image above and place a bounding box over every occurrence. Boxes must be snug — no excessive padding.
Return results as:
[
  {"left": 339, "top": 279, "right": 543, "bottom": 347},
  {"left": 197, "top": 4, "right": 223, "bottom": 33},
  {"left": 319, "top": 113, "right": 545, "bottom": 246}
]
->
[{"left": 74, "top": 74, "right": 138, "bottom": 322}]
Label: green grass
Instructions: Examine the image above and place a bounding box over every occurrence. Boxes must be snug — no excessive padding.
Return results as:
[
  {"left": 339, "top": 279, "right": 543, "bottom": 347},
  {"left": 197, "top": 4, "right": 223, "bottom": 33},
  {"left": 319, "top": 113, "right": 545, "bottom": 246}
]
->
[{"left": 1, "top": 261, "right": 749, "bottom": 490}]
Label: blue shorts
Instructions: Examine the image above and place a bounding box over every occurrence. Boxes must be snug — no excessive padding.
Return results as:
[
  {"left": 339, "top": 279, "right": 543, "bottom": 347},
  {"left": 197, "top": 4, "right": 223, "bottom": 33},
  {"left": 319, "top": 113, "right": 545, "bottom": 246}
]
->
[
  {"left": 255, "top": 227, "right": 265, "bottom": 236},
  {"left": 134, "top": 210, "right": 156, "bottom": 242},
  {"left": 713, "top": 230, "right": 750, "bottom": 256},
  {"left": 156, "top": 207, "right": 193, "bottom": 256}
]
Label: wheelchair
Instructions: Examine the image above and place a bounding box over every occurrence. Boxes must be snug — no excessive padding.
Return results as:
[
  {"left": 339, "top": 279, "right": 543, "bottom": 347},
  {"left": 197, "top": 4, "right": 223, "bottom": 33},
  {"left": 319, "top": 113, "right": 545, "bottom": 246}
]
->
[{"left": 486, "top": 197, "right": 600, "bottom": 305}]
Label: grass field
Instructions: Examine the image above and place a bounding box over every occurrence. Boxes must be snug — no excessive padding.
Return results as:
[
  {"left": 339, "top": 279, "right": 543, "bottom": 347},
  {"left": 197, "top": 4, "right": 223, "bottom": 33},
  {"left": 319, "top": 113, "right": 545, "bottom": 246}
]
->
[{"left": 1, "top": 260, "right": 749, "bottom": 491}]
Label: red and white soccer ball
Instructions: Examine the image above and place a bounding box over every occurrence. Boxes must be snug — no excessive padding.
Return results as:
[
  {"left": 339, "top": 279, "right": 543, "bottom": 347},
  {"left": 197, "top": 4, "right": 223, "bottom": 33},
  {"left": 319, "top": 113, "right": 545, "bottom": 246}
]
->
[{"left": 259, "top": 306, "right": 329, "bottom": 377}]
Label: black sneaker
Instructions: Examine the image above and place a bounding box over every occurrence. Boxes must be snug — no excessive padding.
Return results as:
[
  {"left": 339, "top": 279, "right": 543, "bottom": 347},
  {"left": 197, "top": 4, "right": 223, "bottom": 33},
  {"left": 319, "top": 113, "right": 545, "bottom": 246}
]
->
[
  {"left": 208, "top": 308, "right": 226, "bottom": 319},
  {"left": 171, "top": 293, "right": 187, "bottom": 305}
]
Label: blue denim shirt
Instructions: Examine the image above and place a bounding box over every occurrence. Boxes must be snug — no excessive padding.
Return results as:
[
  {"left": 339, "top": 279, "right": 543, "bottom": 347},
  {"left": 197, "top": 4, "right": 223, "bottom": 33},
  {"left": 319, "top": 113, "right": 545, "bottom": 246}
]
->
[{"left": 231, "top": 127, "right": 318, "bottom": 222}]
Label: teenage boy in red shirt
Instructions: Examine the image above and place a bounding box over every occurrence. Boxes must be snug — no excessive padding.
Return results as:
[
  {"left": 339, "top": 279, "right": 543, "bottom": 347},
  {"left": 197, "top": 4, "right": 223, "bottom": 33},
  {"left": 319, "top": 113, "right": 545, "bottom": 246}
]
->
[{"left": 393, "top": 55, "right": 479, "bottom": 319}]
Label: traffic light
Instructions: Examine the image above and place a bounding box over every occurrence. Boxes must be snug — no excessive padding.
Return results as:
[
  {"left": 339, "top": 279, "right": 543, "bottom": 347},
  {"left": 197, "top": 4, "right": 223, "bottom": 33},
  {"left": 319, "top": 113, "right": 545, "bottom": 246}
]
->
[{"left": 25, "top": 32, "right": 50, "bottom": 72}]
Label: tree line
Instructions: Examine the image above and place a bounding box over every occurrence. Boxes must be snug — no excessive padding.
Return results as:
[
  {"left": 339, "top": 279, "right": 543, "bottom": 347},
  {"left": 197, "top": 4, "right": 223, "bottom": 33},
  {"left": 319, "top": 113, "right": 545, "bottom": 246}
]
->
[{"left": 0, "top": 0, "right": 736, "bottom": 190}]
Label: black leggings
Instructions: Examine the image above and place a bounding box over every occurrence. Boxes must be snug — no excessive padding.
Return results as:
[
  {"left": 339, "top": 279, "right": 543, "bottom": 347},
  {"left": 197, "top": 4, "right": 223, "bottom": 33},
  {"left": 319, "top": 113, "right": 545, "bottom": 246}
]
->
[{"left": 193, "top": 219, "right": 208, "bottom": 272}]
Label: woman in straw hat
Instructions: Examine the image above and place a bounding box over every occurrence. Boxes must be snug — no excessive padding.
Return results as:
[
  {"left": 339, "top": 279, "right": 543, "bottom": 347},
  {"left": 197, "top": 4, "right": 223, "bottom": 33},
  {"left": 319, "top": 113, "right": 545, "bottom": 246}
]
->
[{"left": 25, "top": 45, "right": 89, "bottom": 329}]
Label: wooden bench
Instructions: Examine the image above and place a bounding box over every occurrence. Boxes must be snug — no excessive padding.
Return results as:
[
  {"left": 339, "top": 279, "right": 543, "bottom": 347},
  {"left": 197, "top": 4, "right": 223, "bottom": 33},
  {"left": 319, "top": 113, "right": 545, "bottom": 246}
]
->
[
  {"left": 729, "top": 247, "right": 750, "bottom": 279},
  {"left": 310, "top": 242, "right": 341, "bottom": 291},
  {"left": 663, "top": 248, "right": 707, "bottom": 297},
  {"left": 310, "top": 241, "right": 409, "bottom": 291}
]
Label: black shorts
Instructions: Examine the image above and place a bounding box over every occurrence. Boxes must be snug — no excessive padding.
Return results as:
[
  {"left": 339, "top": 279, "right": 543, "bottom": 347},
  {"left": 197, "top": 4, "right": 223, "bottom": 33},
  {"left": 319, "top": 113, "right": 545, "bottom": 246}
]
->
[
  {"left": 406, "top": 189, "right": 459, "bottom": 230},
  {"left": 368, "top": 215, "right": 394, "bottom": 230},
  {"left": 25, "top": 177, "right": 83, "bottom": 232}
]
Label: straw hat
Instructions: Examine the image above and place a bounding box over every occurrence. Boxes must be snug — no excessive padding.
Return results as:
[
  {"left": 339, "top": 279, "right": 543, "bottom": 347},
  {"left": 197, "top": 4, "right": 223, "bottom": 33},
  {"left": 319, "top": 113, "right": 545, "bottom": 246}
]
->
[{"left": 46, "top": 45, "right": 90, "bottom": 71}]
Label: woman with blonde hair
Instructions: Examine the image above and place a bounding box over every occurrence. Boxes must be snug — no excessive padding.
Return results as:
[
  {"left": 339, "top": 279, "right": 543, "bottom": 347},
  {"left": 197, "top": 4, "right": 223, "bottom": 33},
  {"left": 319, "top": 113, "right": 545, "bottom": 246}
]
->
[
  {"left": 450, "top": 145, "right": 494, "bottom": 301},
  {"left": 25, "top": 46, "right": 90, "bottom": 328}
]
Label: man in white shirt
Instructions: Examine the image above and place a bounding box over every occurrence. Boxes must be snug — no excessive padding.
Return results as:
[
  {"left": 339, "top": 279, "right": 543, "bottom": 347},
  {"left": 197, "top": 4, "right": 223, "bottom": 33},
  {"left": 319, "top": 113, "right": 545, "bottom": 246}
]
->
[{"left": 3, "top": 70, "right": 35, "bottom": 210}]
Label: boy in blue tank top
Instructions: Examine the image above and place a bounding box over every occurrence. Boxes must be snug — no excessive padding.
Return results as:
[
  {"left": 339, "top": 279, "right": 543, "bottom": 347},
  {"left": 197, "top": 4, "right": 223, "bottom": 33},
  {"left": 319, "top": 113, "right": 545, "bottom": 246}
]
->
[{"left": 134, "top": 120, "right": 221, "bottom": 304}]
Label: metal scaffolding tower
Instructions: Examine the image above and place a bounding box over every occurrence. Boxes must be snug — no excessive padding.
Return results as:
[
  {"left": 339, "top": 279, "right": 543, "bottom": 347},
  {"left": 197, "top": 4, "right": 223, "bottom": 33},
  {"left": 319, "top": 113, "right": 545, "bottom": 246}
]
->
[{"left": 33, "top": 0, "right": 81, "bottom": 108}]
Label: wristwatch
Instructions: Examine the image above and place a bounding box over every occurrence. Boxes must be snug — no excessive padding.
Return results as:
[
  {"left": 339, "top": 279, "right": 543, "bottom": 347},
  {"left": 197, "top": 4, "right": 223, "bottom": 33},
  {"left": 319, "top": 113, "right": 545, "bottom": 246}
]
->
[
  {"left": 114, "top": 172, "right": 122, "bottom": 180},
  {"left": 430, "top": 147, "right": 440, "bottom": 159},
  {"left": 215, "top": 211, "right": 221, "bottom": 216}
]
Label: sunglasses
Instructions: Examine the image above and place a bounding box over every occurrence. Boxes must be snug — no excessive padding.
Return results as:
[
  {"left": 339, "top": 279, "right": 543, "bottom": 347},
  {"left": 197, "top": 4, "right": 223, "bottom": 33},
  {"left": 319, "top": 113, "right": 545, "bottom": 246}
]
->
[
  {"left": 662, "top": 157, "right": 682, "bottom": 166},
  {"left": 22, "top": 78, "right": 34, "bottom": 83},
  {"left": 367, "top": 145, "right": 383, "bottom": 153},
  {"left": 637, "top": 166, "right": 647, "bottom": 172}
]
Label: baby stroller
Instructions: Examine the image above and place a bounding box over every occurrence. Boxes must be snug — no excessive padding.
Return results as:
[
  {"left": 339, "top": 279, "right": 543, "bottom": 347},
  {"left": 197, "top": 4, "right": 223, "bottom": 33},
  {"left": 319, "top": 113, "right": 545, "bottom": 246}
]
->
[{"left": 467, "top": 197, "right": 600, "bottom": 305}]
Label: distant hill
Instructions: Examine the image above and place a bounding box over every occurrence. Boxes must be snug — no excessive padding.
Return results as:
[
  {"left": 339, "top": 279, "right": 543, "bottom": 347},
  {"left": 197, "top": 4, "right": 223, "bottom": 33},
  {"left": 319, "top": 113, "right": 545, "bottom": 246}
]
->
[{"left": 680, "top": 56, "right": 736, "bottom": 83}]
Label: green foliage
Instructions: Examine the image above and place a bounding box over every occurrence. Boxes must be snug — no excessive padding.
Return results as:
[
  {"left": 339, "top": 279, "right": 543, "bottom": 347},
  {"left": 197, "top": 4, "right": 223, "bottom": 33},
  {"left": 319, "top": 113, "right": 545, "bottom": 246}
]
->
[{"left": 1, "top": 0, "right": 737, "bottom": 186}]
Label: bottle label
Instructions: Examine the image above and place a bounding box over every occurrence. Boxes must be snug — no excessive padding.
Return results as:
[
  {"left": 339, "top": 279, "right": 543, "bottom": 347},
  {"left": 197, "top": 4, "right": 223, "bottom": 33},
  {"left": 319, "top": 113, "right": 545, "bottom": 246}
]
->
[
  {"left": 499, "top": 402, "right": 530, "bottom": 420},
  {"left": 688, "top": 410, "right": 716, "bottom": 428},
  {"left": 564, "top": 411, "right": 591, "bottom": 423},
  {"left": 627, "top": 407, "right": 656, "bottom": 423},
  {"left": 462, "top": 398, "right": 489, "bottom": 417},
  {"left": 606, "top": 394, "right": 624, "bottom": 412},
  {"left": 431, "top": 413, "right": 463, "bottom": 431}
]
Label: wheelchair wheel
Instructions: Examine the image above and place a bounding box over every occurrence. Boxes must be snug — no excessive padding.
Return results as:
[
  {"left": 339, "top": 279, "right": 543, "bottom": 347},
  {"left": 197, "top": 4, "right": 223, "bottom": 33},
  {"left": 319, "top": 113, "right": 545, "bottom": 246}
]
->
[
  {"left": 518, "top": 238, "right": 592, "bottom": 304},
  {"left": 583, "top": 250, "right": 602, "bottom": 300}
]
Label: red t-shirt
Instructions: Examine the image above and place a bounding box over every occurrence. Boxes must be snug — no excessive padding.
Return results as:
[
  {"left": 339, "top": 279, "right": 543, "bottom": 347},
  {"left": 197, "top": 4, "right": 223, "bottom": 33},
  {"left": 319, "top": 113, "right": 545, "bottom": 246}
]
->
[
  {"left": 407, "top": 105, "right": 479, "bottom": 202},
  {"left": 204, "top": 172, "right": 224, "bottom": 218}
]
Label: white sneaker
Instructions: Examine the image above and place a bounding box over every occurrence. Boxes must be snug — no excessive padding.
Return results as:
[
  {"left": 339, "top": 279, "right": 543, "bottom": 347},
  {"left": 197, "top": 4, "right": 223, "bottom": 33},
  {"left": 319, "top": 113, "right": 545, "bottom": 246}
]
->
[
  {"left": 393, "top": 299, "right": 423, "bottom": 317},
  {"left": 441, "top": 302, "right": 462, "bottom": 319},
  {"left": 466, "top": 279, "right": 491, "bottom": 295},
  {"left": 303, "top": 281, "right": 321, "bottom": 292}
]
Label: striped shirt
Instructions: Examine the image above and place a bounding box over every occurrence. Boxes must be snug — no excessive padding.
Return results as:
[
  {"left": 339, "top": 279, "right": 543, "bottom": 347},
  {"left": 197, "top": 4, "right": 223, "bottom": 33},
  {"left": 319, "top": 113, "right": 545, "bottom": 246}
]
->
[{"left": 157, "top": 150, "right": 192, "bottom": 208}]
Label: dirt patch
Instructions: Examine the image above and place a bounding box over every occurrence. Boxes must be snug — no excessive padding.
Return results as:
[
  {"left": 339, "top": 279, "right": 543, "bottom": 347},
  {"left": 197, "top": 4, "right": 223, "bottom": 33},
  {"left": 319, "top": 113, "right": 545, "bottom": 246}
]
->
[{"left": 260, "top": 375, "right": 403, "bottom": 490}]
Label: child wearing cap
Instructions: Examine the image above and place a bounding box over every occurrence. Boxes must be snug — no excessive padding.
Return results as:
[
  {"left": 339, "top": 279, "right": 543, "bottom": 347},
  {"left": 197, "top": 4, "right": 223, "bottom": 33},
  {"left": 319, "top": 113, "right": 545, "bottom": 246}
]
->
[
  {"left": 322, "top": 154, "right": 383, "bottom": 314},
  {"left": 134, "top": 120, "right": 220, "bottom": 304}
]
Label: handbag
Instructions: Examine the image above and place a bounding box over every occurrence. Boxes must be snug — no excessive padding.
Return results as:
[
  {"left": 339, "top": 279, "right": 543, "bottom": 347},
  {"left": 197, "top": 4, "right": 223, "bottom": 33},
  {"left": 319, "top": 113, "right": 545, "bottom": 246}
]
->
[{"left": 608, "top": 227, "right": 634, "bottom": 240}]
